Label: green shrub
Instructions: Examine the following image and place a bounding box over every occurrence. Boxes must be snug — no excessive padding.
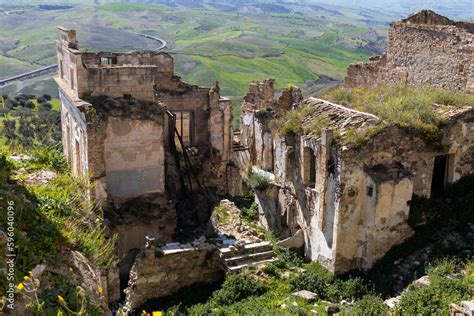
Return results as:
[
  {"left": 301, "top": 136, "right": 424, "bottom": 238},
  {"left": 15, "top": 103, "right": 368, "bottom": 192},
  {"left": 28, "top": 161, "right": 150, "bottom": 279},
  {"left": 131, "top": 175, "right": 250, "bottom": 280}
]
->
[
  {"left": 233, "top": 193, "right": 259, "bottom": 221},
  {"left": 341, "top": 294, "right": 388, "bottom": 316},
  {"left": 327, "top": 277, "right": 370, "bottom": 302},
  {"left": 248, "top": 172, "right": 270, "bottom": 191},
  {"left": 31, "top": 173, "right": 118, "bottom": 269},
  {"left": 273, "top": 105, "right": 318, "bottom": 136},
  {"left": 262, "top": 263, "right": 279, "bottom": 277},
  {"left": 30, "top": 145, "right": 68, "bottom": 172},
  {"left": 275, "top": 247, "right": 303, "bottom": 268},
  {"left": 395, "top": 277, "right": 469, "bottom": 315},
  {"left": 426, "top": 258, "right": 456, "bottom": 278},
  {"left": 289, "top": 262, "right": 333, "bottom": 298},
  {"left": 233, "top": 193, "right": 255, "bottom": 210},
  {"left": 241, "top": 202, "right": 258, "bottom": 221},
  {"left": 212, "top": 274, "right": 268, "bottom": 306}
]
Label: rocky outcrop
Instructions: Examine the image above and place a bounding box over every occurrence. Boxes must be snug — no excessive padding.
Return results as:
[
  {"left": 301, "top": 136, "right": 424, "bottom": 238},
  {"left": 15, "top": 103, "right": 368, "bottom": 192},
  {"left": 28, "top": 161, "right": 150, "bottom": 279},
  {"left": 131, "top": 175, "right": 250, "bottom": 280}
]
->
[{"left": 210, "top": 199, "right": 262, "bottom": 242}]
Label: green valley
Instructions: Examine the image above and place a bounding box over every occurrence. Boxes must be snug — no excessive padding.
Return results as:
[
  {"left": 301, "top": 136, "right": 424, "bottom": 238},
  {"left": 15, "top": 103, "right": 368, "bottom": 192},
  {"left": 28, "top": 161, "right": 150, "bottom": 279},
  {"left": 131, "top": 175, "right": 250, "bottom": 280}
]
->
[{"left": 0, "top": 1, "right": 394, "bottom": 97}]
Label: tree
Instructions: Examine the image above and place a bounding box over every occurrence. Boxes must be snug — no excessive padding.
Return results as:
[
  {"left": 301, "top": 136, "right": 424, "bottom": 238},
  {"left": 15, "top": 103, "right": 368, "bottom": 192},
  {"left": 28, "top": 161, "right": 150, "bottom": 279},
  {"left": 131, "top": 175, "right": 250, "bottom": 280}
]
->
[
  {"left": 25, "top": 101, "right": 35, "bottom": 109},
  {"left": 42, "top": 94, "right": 52, "bottom": 101}
]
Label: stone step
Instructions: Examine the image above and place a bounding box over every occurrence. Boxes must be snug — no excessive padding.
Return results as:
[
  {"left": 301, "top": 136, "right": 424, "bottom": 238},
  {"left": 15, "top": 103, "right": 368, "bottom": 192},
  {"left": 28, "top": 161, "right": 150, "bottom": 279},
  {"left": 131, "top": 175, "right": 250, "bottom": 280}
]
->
[
  {"left": 232, "top": 145, "right": 248, "bottom": 152},
  {"left": 227, "top": 258, "right": 277, "bottom": 273},
  {"left": 225, "top": 250, "right": 275, "bottom": 267},
  {"left": 220, "top": 241, "right": 273, "bottom": 259}
]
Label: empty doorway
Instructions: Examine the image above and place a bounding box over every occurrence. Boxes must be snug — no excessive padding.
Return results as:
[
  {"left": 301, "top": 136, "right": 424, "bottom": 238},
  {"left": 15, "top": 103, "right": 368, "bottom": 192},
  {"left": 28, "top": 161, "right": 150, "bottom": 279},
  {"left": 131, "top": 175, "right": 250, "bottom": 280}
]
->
[{"left": 431, "top": 154, "right": 452, "bottom": 197}]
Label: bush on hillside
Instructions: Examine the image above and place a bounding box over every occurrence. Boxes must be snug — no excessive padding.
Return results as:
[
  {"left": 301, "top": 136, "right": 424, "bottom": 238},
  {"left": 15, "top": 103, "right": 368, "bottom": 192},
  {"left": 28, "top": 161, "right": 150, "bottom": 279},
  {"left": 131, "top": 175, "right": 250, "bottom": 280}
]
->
[
  {"left": 289, "top": 262, "right": 333, "bottom": 298},
  {"left": 30, "top": 145, "right": 68, "bottom": 172},
  {"left": 327, "top": 277, "right": 370, "bottom": 301},
  {"left": 274, "top": 247, "right": 304, "bottom": 268},
  {"left": 233, "top": 193, "right": 259, "bottom": 221},
  {"left": 212, "top": 274, "right": 268, "bottom": 306},
  {"left": 394, "top": 277, "right": 469, "bottom": 315},
  {"left": 341, "top": 294, "right": 388, "bottom": 315}
]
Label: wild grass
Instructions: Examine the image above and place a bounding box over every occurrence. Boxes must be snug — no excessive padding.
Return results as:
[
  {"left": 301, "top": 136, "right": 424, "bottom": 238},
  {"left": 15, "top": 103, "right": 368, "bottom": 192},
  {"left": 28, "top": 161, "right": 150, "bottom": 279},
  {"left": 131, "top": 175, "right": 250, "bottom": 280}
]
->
[
  {"left": 323, "top": 85, "right": 474, "bottom": 146},
  {"left": 323, "top": 85, "right": 474, "bottom": 128},
  {"left": 0, "top": 150, "right": 117, "bottom": 307},
  {"left": 212, "top": 204, "right": 231, "bottom": 226},
  {"left": 248, "top": 171, "right": 271, "bottom": 191}
]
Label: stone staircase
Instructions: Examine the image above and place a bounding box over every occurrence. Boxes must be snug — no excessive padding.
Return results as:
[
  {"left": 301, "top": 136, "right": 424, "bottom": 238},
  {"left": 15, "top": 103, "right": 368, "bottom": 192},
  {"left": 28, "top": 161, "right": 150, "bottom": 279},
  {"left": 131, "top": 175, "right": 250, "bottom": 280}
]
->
[{"left": 219, "top": 241, "right": 276, "bottom": 273}]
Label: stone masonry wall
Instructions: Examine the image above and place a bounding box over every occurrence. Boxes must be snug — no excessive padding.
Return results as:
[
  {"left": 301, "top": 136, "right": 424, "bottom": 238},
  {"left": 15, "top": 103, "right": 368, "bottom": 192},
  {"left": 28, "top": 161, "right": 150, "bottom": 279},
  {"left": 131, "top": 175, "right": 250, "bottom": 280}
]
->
[
  {"left": 79, "top": 52, "right": 174, "bottom": 101},
  {"left": 125, "top": 243, "right": 224, "bottom": 309},
  {"left": 345, "top": 11, "right": 473, "bottom": 94},
  {"left": 442, "top": 110, "right": 474, "bottom": 182}
]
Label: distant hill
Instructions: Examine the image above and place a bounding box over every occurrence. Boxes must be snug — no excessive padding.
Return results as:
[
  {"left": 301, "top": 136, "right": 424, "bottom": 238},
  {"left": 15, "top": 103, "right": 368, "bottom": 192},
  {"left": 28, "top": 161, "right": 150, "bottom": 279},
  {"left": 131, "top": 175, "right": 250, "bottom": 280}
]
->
[
  {"left": 3, "top": 1, "right": 465, "bottom": 97},
  {"left": 315, "top": 0, "right": 473, "bottom": 20}
]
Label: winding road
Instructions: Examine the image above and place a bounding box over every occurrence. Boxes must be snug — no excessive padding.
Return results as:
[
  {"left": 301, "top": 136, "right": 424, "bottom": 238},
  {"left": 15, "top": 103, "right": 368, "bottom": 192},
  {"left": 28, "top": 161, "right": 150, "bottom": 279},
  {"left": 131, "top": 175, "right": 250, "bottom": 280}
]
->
[{"left": 0, "top": 32, "right": 167, "bottom": 87}]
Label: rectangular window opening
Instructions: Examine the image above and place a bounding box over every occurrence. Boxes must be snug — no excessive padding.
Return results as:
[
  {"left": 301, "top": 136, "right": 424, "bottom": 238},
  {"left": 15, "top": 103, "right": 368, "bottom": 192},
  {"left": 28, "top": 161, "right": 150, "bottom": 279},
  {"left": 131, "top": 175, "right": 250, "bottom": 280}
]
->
[
  {"left": 303, "top": 147, "right": 316, "bottom": 186},
  {"left": 100, "top": 56, "right": 117, "bottom": 65},
  {"left": 367, "top": 186, "right": 373, "bottom": 197},
  {"left": 60, "top": 60, "right": 64, "bottom": 79},
  {"left": 70, "top": 68, "right": 75, "bottom": 90},
  {"left": 173, "top": 111, "right": 192, "bottom": 147}
]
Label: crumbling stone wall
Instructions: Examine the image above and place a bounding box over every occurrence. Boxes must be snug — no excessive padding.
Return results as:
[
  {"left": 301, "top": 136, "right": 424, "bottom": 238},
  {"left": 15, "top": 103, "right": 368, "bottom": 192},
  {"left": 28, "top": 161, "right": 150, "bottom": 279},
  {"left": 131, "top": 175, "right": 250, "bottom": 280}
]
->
[
  {"left": 441, "top": 109, "right": 474, "bottom": 182},
  {"left": 55, "top": 26, "right": 237, "bottom": 303},
  {"left": 345, "top": 10, "right": 473, "bottom": 94},
  {"left": 237, "top": 78, "right": 474, "bottom": 274},
  {"left": 125, "top": 243, "right": 223, "bottom": 310},
  {"left": 56, "top": 27, "right": 232, "bottom": 155}
]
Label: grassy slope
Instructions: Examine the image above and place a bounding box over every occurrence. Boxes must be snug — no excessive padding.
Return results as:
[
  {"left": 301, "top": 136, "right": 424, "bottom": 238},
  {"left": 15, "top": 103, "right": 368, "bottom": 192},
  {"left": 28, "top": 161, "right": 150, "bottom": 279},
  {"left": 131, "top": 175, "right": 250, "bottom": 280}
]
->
[{"left": 0, "top": 2, "right": 394, "bottom": 97}]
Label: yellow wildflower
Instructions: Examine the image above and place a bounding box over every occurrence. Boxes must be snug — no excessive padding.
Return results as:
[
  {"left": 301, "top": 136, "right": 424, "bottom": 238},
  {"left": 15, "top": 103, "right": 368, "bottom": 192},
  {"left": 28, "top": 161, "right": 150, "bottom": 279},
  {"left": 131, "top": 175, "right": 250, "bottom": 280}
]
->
[
  {"left": 98, "top": 287, "right": 103, "bottom": 295},
  {"left": 152, "top": 312, "right": 163, "bottom": 316},
  {"left": 69, "top": 267, "right": 73, "bottom": 272},
  {"left": 16, "top": 283, "right": 24, "bottom": 291},
  {"left": 24, "top": 276, "right": 30, "bottom": 282},
  {"left": 28, "top": 271, "right": 33, "bottom": 277},
  {"left": 141, "top": 311, "right": 147, "bottom": 315},
  {"left": 57, "top": 295, "right": 65, "bottom": 303}
]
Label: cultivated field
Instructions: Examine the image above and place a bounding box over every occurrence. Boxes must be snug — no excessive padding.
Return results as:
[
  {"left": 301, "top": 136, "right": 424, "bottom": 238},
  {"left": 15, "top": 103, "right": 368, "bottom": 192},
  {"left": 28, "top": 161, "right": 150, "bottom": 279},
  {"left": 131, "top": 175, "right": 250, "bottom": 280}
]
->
[{"left": 0, "top": 1, "right": 396, "bottom": 97}]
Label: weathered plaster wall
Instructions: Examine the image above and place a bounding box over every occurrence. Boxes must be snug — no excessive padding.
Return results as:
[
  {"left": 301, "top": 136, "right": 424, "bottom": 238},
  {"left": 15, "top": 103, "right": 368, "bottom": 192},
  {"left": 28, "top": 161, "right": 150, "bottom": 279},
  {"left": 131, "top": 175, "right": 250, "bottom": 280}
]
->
[
  {"left": 104, "top": 117, "right": 165, "bottom": 199},
  {"left": 349, "top": 126, "right": 436, "bottom": 197},
  {"left": 59, "top": 88, "right": 88, "bottom": 177},
  {"left": 334, "top": 161, "right": 414, "bottom": 273},
  {"left": 125, "top": 243, "right": 223, "bottom": 309}
]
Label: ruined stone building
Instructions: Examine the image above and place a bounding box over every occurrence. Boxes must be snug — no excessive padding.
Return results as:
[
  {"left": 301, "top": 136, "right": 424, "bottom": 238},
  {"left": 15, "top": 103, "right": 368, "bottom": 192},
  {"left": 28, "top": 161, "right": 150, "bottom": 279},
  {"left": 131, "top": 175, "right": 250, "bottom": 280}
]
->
[
  {"left": 345, "top": 10, "right": 474, "bottom": 94},
  {"left": 234, "top": 10, "right": 474, "bottom": 274},
  {"left": 54, "top": 27, "right": 235, "bottom": 299},
  {"left": 54, "top": 9, "right": 474, "bottom": 306},
  {"left": 236, "top": 78, "right": 474, "bottom": 274}
]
